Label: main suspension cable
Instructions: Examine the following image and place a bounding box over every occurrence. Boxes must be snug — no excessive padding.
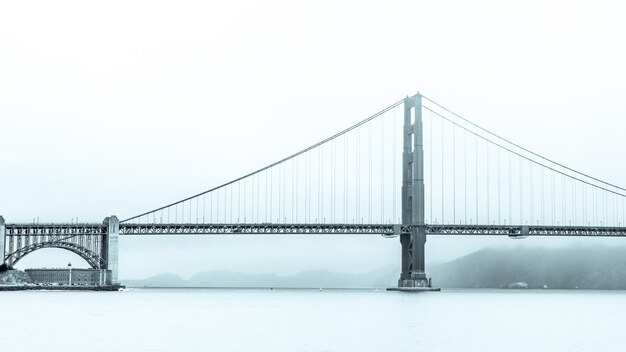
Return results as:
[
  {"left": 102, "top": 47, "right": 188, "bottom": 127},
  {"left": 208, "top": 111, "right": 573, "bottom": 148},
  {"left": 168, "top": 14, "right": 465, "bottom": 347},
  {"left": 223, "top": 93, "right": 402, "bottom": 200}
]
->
[
  {"left": 423, "top": 106, "right": 626, "bottom": 198},
  {"left": 422, "top": 95, "right": 626, "bottom": 192},
  {"left": 121, "top": 99, "right": 404, "bottom": 223}
]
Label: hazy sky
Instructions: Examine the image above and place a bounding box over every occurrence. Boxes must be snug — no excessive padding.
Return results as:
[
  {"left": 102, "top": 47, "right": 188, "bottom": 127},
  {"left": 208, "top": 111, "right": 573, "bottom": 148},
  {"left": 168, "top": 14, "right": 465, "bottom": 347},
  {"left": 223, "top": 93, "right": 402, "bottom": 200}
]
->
[{"left": 2, "top": 0, "right": 626, "bottom": 279}]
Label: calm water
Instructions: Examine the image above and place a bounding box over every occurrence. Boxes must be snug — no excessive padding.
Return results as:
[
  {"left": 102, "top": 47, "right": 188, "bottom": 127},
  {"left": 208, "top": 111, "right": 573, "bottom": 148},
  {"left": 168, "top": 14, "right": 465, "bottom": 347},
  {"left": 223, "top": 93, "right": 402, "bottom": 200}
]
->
[{"left": 1, "top": 288, "right": 624, "bottom": 351}]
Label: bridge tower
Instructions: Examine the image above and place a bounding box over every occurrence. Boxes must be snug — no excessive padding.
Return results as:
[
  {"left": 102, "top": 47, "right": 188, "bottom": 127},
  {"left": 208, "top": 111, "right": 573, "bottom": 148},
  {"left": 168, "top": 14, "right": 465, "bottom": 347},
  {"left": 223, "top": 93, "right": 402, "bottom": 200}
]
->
[
  {"left": 395, "top": 93, "right": 436, "bottom": 290},
  {"left": 103, "top": 216, "right": 119, "bottom": 285}
]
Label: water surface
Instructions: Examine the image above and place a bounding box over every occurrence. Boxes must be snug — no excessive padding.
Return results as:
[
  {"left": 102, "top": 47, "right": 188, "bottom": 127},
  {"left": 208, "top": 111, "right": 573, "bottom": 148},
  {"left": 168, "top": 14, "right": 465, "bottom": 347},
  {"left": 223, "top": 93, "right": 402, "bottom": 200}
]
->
[{"left": 1, "top": 288, "right": 623, "bottom": 351}]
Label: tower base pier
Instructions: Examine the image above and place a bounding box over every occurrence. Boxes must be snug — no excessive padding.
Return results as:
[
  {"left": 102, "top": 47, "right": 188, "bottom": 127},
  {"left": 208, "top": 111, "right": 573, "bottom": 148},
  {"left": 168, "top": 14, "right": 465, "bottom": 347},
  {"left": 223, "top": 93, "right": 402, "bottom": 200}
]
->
[
  {"left": 388, "top": 272, "right": 440, "bottom": 292},
  {"left": 387, "top": 287, "right": 441, "bottom": 292}
]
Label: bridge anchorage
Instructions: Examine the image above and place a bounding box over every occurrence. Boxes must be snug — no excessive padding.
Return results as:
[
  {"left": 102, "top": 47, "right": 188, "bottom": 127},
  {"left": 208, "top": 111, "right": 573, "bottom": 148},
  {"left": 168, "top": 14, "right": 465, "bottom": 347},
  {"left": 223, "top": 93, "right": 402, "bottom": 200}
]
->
[
  {"left": 3, "top": 91, "right": 626, "bottom": 291},
  {"left": 0, "top": 216, "right": 119, "bottom": 285}
]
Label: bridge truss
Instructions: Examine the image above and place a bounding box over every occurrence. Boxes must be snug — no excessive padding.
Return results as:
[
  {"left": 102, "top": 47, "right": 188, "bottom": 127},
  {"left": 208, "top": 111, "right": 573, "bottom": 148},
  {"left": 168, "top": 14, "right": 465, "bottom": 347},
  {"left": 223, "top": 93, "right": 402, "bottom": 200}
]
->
[{"left": 5, "top": 222, "right": 626, "bottom": 237}]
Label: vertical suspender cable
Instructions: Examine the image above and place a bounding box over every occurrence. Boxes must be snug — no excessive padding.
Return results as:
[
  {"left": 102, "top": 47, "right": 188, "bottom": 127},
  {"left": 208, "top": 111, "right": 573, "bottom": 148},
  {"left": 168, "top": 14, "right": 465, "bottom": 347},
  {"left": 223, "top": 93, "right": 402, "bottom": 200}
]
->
[
  {"left": 561, "top": 174, "right": 565, "bottom": 226},
  {"left": 321, "top": 146, "right": 324, "bottom": 222},
  {"left": 583, "top": 180, "right": 587, "bottom": 225},
  {"left": 316, "top": 150, "right": 319, "bottom": 222},
  {"left": 594, "top": 182, "right": 597, "bottom": 225},
  {"left": 539, "top": 168, "right": 545, "bottom": 225},
  {"left": 381, "top": 113, "right": 384, "bottom": 223},
  {"left": 253, "top": 174, "right": 256, "bottom": 223},
  {"left": 357, "top": 128, "right": 360, "bottom": 223},
  {"left": 497, "top": 148, "right": 501, "bottom": 224},
  {"left": 573, "top": 178, "right": 576, "bottom": 226},
  {"left": 519, "top": 158, "right": 524, "bottom": 225},
  {"left": 330, "top": 141, "right": 333, "bottom": 222},
  {"left": 304, "top": 154, "right": 307, "bottom": 222},
  {"left": 296, "top": 158, "right": 299, "bottom": 222},
  {"left": 616, "top": 189, "right": 624, "bottom": 226},
  {"left": 345, "top": 134, "right": 348, "bottom": 222},
  {"left": 605, "top": 188, "right": 608, "bottom": 226},
  {"left": 508, "top": 151, "right": 512, "bottom": 224},
  {"left": 291, "top": 159, "right": 294, "bottom": 222},
  {"left": 452, "top": 125, "right": 456, "bottom": 224},
  {"left": 369, "top": 122, "right": 372, "bottom": 223},
  {"left": 393, "top": 109, "right": 397, "bottom": 223},
  {"left": 550, "top": 172, "right": 556, "bottom": 226},
  {"left": 530, "top": 162, "right": 533, "bottom": 224},
  {"left": 486, "top": 142, "right": 490, "bottom": 224},
  {"left": 306, "top": 152, "right": 313, "bottom": 222},
  {"left": 430, "top": 110, "right": 433, "bottom": 223},
  {"left": 282, "top": 163, "right": 285, "bottom": 223},
  {"left": 441, "top": 116, "right": 445, "bottom": 223},
  {"left": 476, "top": 134, "right": 479, "bottom": 224},
  {"left": 277, "top": 165, "right": 281, "bottom": 222},
  {"left": 453, "top": 123, "right": 456, "bottom": 224},
  {"left": 611, "top": 187, "right": 617, "bottom": 226},
  {"left": 283, "top": 162, "right": 286, "bottom": 222}
]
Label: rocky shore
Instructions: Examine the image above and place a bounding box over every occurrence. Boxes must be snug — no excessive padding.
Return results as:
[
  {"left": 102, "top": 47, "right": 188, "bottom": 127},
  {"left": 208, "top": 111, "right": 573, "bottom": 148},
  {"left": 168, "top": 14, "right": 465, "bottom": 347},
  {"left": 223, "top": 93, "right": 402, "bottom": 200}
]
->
[
  {"left": 0, "top": 269, "right": 32, "bottom": 285},
  {"left": 0, "top": 284, "right": 125, "bottom": 291}
]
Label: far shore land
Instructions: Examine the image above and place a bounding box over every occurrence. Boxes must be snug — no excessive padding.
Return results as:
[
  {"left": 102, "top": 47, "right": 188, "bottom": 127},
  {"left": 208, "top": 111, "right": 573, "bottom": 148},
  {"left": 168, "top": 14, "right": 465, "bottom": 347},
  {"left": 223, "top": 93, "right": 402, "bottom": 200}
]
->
[
  {"left": 119, "top": 245, "right": 626, "bottom": 290},
  {"left": 5, "top": 245, "right": 626, "bottom": 290}
]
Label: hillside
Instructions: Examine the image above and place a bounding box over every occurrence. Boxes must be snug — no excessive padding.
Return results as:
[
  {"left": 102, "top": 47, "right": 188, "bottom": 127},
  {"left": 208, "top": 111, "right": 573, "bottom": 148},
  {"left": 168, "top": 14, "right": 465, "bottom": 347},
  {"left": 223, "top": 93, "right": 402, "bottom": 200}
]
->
[
  {"left": 429, "top": 246, "right": 626, "bottom": 289},
  {"left": 124, "top": 266, "right": 397, "bottom": 288},
  {"left": 123, "top": 246, "right": 626, "bottom": 289}
]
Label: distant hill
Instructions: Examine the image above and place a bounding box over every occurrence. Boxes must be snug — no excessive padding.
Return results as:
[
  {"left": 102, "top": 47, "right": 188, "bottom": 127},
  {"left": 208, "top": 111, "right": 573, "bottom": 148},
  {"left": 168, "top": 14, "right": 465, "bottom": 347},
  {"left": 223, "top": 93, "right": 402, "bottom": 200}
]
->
[
  {"left": 123, "top": 266, "right": 398, "bottom": 288},
  {"left": 429, "top": 246, "right": 626, "bottom": 289},
  {"left": 123, "top": 246, "right": 626, "bottom": 289}
]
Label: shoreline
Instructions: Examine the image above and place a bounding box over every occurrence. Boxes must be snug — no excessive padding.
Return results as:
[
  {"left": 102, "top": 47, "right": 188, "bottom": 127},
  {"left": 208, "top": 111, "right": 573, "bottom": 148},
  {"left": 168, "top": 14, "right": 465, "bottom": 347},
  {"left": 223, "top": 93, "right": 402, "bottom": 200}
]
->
[{"left": 0, "top": 284, "right": 126, "bottom": 291}]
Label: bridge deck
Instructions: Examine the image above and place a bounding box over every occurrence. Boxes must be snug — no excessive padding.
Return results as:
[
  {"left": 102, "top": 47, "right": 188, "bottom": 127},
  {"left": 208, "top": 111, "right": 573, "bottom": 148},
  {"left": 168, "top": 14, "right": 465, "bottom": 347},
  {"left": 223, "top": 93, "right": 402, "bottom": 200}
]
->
[
  {"left": 427, "top": 225, "right": 626, "bottom": 237},
  {"left": 4, "top": 224, "right": 106, "bottom": 236},
  {"left": 4, "top": 223, "right": 626, "bottom": 237},
  {"left": 119, "top": 223, "right": 410, "bottom": 236}
]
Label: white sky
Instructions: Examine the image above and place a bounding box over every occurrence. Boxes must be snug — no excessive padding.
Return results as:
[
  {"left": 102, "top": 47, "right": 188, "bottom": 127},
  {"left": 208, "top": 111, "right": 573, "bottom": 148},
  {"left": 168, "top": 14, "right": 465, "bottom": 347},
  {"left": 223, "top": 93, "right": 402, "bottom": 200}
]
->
[{"left": 2, "top": 0, "right": 626, "bottom": 279}]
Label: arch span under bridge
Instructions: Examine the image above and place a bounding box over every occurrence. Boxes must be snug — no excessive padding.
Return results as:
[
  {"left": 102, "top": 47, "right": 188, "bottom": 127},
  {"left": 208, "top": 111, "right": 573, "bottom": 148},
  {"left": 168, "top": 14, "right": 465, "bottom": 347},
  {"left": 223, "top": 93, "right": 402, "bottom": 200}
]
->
[
  {"left": 0, "top": 217, "right": 119, "bottom": 285},
  {"left": 3, "top": 92, "right": 626, "bottom": 290}
]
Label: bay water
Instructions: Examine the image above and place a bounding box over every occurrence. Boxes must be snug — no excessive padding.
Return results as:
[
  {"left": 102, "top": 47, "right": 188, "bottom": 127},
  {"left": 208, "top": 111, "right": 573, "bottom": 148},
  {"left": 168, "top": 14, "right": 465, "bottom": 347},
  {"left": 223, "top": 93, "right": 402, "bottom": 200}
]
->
[{"left": 1, "top": 288, "right": 623, "bottom": 351}]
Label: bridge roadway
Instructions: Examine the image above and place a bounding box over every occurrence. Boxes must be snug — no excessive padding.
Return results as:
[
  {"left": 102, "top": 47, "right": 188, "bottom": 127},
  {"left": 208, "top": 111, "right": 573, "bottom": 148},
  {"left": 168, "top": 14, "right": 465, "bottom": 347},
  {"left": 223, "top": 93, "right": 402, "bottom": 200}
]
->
[{"left": 5, "top": 223, "right": 626, "bottom": 237}]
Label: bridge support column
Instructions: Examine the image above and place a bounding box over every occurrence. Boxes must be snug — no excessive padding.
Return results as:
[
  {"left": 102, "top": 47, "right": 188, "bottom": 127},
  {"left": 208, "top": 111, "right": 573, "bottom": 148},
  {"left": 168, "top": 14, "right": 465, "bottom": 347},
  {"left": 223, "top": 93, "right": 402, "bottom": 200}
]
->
[
  {"left": 0, "top": 216, "right": 5, "bottom": 269},
  {"left": 103, "top": 216, "right": 119, "bottom": 285},
  {"left": 390, "top": 93, "right": 438, "bottom": 291}
]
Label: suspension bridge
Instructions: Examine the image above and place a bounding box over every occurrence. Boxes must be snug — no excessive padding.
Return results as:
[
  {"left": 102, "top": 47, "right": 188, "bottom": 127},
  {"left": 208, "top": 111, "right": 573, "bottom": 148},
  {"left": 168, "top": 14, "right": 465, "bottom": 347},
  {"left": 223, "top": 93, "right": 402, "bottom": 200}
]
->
[{"left": 2, "top": 92, "right": 625, "bottom": 290}]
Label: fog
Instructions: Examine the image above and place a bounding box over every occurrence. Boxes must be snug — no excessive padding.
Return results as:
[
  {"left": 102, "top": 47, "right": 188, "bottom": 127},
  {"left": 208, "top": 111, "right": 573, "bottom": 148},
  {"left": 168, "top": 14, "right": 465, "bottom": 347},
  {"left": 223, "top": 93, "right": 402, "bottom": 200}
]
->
[{"left": 2, "top": 0, "right": 626, "bottom": 279}]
